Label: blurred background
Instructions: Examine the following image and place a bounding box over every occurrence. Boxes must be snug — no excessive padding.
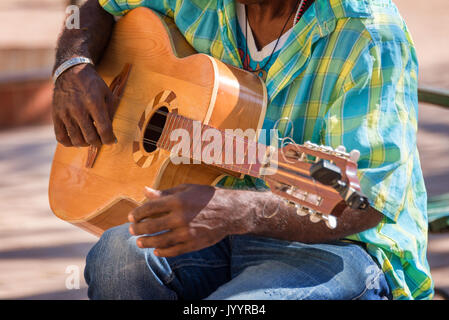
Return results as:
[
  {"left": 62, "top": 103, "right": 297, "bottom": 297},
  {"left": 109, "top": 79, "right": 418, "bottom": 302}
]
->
[{"left": 0, "top": 0, "right": 448, "bottom": 299}]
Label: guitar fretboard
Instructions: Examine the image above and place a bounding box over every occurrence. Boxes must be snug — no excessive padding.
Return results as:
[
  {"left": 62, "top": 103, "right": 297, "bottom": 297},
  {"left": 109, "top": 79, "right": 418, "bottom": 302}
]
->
[{"left": 157, "top": 112, "right": 270, "bottom": 178}]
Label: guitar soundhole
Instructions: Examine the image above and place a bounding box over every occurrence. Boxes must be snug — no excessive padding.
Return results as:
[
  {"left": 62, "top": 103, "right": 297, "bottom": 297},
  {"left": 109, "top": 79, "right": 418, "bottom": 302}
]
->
[{"left": 143, "top": 106, "right": 169, "bottom": 153}]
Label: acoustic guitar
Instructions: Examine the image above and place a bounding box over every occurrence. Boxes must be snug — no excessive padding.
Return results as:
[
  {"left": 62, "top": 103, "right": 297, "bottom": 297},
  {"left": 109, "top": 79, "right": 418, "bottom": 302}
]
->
[{"left": 48, "top": 8, "right": 369, "bottom": 236}]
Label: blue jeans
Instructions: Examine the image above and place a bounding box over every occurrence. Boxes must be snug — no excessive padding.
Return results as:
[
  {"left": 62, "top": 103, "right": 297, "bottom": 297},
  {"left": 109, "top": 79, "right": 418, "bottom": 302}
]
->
[{"left": 84, "top": 223, "right": 391, "bottom": 300}]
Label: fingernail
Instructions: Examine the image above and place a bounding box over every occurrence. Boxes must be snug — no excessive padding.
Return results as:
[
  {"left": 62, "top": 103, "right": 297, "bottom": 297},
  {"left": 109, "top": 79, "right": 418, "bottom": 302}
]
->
[
  {"left": 145, "top": 186, "right": 160, "bottom": 195},
  {"left": 145, "top": 186, "right": 155, "bottom": 193},
  {"left": 128, "top": 212, "right": 134, "bottom": 222}
]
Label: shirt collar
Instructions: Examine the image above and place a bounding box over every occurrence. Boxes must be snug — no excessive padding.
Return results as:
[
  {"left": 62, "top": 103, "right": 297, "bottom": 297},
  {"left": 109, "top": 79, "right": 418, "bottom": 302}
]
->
[{"left": 218, "top": 0, "right": 373, "bottom": 100}]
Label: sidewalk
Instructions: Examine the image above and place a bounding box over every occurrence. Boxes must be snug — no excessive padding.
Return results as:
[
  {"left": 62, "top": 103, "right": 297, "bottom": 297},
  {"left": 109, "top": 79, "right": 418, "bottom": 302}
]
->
[{"left": 0, "top": 125, "right": 96, "bottom": 299}]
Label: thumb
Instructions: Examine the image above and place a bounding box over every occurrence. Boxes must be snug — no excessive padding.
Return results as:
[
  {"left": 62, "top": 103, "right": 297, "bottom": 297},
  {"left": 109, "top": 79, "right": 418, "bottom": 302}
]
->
[
  {"left": 144, "top": 184, "right": 191, "bottom": 199},
  {"left": 144, "top": 186, "right": 163, "bottom": 199}
]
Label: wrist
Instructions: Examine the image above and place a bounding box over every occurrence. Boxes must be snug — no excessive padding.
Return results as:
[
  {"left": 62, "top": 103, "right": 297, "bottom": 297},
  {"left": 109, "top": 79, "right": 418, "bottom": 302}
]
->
[
  {"left": 54, "top": 62, "right": 95, "bottom": 89},
  {"left": 53, "top": 56, "right": 94, "bottom": 84}
]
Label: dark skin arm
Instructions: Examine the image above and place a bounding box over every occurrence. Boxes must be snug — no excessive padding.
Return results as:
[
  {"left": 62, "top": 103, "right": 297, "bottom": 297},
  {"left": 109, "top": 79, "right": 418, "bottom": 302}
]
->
[
  {"left": 129, "top": 185, "right": 383, "bottom": 257},
  {"left": 52, "top": 0, "right": 115, "bottom": 147},
  {"left": 53, "top": 0, "right": 383, "bottom": 257}
]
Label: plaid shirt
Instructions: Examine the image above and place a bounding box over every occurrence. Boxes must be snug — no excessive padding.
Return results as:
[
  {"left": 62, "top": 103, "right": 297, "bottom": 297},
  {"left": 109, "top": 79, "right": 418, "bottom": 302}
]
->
[{"left": 99, "top": 0, "right": 433, "bottom": 299}]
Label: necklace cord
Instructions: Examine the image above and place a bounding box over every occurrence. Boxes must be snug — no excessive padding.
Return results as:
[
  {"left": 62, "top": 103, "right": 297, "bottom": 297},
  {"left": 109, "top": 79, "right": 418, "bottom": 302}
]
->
[{"left": 244, "top": 1, "right": 303, "bottom": 73}]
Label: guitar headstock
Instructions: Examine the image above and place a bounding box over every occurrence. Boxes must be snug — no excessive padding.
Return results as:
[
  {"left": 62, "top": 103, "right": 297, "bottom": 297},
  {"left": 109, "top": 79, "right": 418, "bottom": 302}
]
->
[{"left": 263, "top": 141, "right": 369, "bottom": 229}]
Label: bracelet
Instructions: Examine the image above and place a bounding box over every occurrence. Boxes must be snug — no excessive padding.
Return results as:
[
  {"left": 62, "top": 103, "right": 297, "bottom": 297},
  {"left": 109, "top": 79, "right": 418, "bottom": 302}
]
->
[{"left": 53, "top": 56, "right": 94, "bottom": 84}]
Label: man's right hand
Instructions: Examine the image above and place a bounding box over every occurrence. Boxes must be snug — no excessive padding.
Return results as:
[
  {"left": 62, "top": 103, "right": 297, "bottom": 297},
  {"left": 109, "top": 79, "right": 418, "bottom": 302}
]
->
[{"left": 52, "top": 63, "right": 117, "bottom": 147}]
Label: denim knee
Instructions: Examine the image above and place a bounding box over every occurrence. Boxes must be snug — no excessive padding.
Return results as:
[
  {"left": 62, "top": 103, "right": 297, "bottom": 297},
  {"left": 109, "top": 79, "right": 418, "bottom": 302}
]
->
[{"left": 84, "top": 223, "right": 176, "bottom": 300}]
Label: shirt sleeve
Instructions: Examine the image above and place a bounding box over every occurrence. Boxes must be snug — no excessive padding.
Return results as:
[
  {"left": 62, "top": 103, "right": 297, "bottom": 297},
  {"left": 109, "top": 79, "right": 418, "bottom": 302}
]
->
[
  {"left": 99, "top": 0, "right": 177, "bottom": 17},
  {"left": 322, "top": 39, "right": 420, "bottom": 223}
]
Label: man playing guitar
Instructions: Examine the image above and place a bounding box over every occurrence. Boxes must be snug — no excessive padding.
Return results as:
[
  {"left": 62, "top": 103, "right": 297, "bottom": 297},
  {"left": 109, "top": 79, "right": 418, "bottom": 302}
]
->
[{"left": 51, "top": 0, "right": 432, "bottom": 300}]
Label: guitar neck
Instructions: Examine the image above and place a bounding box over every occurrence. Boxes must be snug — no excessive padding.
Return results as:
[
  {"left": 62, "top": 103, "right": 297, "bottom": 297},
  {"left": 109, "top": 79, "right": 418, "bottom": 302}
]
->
[{"left": 156, "top": 112, "right": 270, "bottom": 178}]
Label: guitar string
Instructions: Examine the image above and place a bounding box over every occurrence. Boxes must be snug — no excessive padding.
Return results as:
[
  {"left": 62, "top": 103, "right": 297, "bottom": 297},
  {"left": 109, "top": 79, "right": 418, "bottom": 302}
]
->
[
  {"left": 110, "top": 125, "right": 319, "bottom": 168},
  {"left": 111, "top": 127, "right": 321, "bottom": 189},
  {"left": 94, "top": 127, "right": 329, "bottom": 204},
  {"left": 104, "top": 111, "right": 324, "bottom": 172},
  {"left": 109, "top": 127, "right": 318, "bottom": 181},
  {"left": 110, "top": 111, "right": 252, "bottom": 148}
]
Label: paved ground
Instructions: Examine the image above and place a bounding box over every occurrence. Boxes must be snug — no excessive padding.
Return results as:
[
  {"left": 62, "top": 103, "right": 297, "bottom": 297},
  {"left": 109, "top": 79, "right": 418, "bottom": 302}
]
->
[
  {"left": 0, "top": 125, "right": 96, "bottom": 299},
  {"left": 0, "top": 0, "right": 448, "bottom": 300}
]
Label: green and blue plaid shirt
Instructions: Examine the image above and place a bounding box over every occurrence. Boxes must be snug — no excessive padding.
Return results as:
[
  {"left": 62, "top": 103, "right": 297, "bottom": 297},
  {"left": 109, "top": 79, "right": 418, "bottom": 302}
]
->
[{"left": 99, "top": 0, "right": 433, "bottom": 299}]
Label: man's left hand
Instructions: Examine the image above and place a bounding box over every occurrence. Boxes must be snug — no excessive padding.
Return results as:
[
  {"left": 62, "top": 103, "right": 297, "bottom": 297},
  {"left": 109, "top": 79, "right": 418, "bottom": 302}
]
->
[{"left": 128, "top": 184, "right": 252, "bottom": 257}]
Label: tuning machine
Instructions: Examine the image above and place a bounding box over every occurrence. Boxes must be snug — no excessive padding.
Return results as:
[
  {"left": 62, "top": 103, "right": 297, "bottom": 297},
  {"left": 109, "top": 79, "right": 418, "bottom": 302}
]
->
[
  {"left": 304, "top": 142, "right": 361, "bottom": 162},
  {"left": 345, "top": 188, "right": 370, "bottom": 211},
  {"left": 309, "top": 158, "right": 369, "bottom": 212},
  {"left": 307, "top": 209, "right": 337, "bottom": 229},
  {"left": 292, "top": 203, "right": 337, "bottom": 229},
  {"left": 310, "top": 159, "right": 342, "bottom": 186}
]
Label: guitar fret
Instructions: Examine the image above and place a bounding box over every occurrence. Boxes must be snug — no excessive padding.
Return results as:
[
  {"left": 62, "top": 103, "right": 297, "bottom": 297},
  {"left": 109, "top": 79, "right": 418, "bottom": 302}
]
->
[
  {"left": 236, "top": 135, "right": 247, "bottom": 172},
  {"left": 172, "top": 114, "right": 182, "bottom": 153},
  {"left": 210, "top": 126, "right": 222, "bottom": 166},
  {"left": 224, "top": 129, "right": 234, "bottom": 168},
  {"left": 185, "top": 116, "right": 192, "bottom": 160},
  {"left": 159, "top": 113, "right": 173, "bottom": 150},
  {"left": 192, "top": 119, "right": 202, "bottom": 163},
  {"left": 184, "top": 115, "right": 192, "bottom": 160},
  {"left": 160, "top": 113, "right": 173, "bottom": 150}
]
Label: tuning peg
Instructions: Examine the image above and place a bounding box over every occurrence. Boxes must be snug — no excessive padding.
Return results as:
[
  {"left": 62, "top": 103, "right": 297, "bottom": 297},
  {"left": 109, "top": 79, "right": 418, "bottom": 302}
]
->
[
  {"left": 309, "top": 212, "right": 338, "bottom": 229},
  {"left": 335, "top": 145, "right": 346, "bottom": 153},
  {"left": 285, "top": 200, "right": 296, "bottom": 207},
  {"left": 322, "top": 215, "right": 337, "bottom": 229},
  {"left": 295, "top": 206, "right": 338, "bottom": 229},
  {"left": 304, "top": 141, "right": 318, "bottom": 149},
  {"left": 349, "top": 149, "right": 360, "bottom": 162},
  {"left": 321, "top": 145, "right": 333, "bottom": 152},
  {"left": 308, "top": 210, "right": 321, "bottom": 223},
  {"left": 295, "top": 204, "right": 308, "bottom": 216}
]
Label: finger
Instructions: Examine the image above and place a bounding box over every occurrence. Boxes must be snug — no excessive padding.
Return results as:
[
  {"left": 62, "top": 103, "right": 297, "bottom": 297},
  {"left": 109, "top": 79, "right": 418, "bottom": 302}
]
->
[
  {"left": 154, "top": 242, "right": 194, "bottom": 258},
  {"left": 61, "top": 113, "right": 88, "bottom": 147},
  {"left": 105, "top": 88, "right": 119, "bottom": 121},
  {"left": 52, "top": 115, "right": 72, "bottom": 147},
  {"left": 70, "top": 107, "right": 102, "bottom": 146},
  {"left": 77, "top": 112, "right": 101, "bottom": 146},
  {"left": 89, "top": 95, "right": 116, "bottom": 145},
  {"left": 144, "top": 184, "right": 191, "bottom": 199},
  {"left": 129, "top": 213, "right": 183, "bottom": 235},
  {"left": 144, "top": 187, "right": 163, "bottom": 200},
  {"left": 135, "top": 227, "right": 191, "bottom": 249},
  {"left": 129, "top": 196, "right": 175, "bottom": 223}
]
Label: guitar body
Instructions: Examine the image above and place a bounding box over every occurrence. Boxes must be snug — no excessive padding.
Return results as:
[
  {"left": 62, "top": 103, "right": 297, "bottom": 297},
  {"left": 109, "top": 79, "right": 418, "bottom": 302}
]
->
[{"left": 48, "top": 8, "right": 267, "bottom": 236}]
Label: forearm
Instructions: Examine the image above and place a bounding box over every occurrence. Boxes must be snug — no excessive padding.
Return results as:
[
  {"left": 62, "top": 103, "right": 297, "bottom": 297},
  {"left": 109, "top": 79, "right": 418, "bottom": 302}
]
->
[
  {"left": 53, "top": 0, "right": 114, "bottom": 72},
  {"left": 238, "top": 190, "right": 383, "bottom": 243},
  {"left": 126, "top": 184, "right": 383, "bottom": 257}
]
